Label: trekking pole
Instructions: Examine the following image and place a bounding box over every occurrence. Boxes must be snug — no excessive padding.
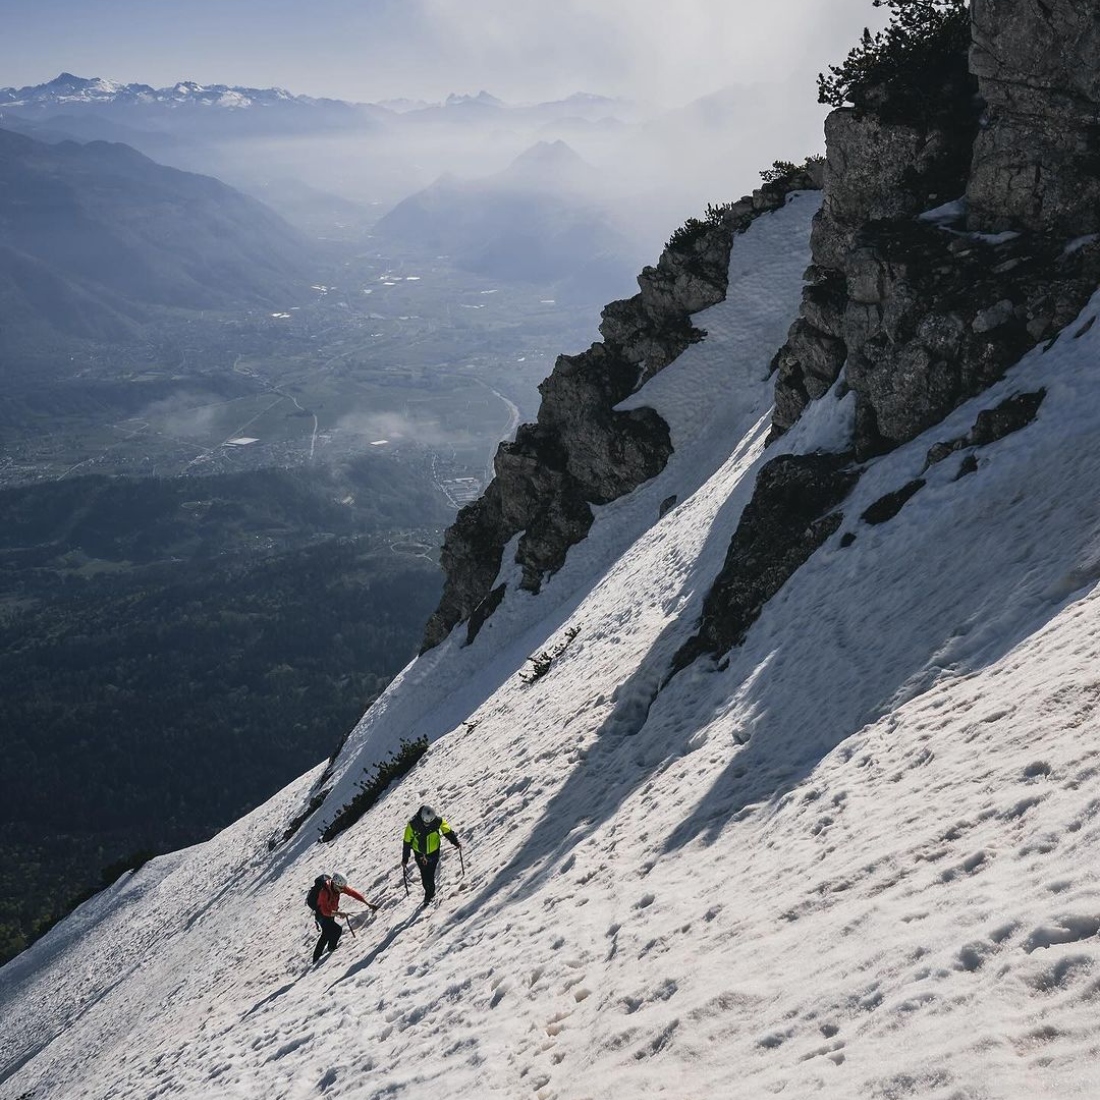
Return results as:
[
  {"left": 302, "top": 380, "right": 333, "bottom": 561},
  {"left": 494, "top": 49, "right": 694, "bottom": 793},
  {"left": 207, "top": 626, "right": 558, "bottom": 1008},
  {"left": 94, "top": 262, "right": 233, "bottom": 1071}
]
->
[
  {"left": 458, "top": 846, "right": 466, "bottom": 879},
  {"left": 401, "top": 864, "right": 409, "bottom": 897}
]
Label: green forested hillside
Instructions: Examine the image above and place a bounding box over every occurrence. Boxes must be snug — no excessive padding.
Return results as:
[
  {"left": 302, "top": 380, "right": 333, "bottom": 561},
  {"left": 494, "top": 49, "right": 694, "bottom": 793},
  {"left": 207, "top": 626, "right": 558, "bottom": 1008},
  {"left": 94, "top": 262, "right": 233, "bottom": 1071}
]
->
[{"left": 0, "top": 460, "right": 451, "bottom": 962}]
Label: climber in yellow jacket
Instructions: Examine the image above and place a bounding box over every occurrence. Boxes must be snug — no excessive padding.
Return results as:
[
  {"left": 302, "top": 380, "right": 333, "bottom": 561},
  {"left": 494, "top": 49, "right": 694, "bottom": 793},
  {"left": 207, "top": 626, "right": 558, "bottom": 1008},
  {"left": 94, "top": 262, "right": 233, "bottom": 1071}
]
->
[{"left": 402, "top": 804, "right": 461, "bottom": 907}]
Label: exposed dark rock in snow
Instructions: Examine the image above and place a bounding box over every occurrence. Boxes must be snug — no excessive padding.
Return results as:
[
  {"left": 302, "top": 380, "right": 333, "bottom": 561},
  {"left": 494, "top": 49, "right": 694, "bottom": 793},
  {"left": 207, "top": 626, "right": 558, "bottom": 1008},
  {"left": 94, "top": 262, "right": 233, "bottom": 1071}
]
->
[
  {"left": 924, "top": 389, "right": 1047, "bottom": 470},
  {"left": 861, "top": 479, "right": 926, "bottom": 526},
  {"left": 954, "top": 453, "right": 979, "bottom": 480},
  {"left": 672, "top": 454, "right": 860, "bottom": 670}
]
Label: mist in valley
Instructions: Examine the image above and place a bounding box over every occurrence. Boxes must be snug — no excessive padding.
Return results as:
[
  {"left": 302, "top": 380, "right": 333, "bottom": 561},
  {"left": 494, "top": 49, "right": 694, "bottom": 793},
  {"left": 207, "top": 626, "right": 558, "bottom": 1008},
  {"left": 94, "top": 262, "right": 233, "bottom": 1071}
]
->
[{"left": 136, "top": 71, "right": 836, "bottom": 279}]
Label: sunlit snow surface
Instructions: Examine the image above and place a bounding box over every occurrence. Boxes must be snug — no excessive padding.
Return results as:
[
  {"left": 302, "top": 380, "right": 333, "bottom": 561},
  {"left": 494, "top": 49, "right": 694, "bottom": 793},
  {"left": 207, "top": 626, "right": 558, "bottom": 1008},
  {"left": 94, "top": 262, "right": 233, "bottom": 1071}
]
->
[{"left": 3, "top": 194, "right": 1100, "bottom": 1099}]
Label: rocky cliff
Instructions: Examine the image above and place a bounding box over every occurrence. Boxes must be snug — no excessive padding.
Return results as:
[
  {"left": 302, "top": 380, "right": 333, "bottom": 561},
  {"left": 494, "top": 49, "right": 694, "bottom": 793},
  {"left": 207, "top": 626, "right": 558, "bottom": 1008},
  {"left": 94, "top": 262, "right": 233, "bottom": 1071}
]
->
[
  {"left": 773, "top": 0, "right": 1100, "bottom": 459},
  {"left": 422, "top": 170, "right": 819, "bottom": 650},
  {"left": 425, "top": 0, "right": 1100, "bottom": 660}
]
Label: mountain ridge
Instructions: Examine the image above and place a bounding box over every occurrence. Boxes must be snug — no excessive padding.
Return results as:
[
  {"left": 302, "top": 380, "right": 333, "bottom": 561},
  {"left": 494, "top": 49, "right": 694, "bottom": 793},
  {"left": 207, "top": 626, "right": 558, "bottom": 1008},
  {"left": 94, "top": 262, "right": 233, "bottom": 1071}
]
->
[
  {"left": 371, "top": 139, "right": 642, "bottom": 299},
  {"left": 0, "top": 72, "right": 342, "bottom": 112},
  {"left": 0, "top": 125, "right": 316, "bottom": 344}
]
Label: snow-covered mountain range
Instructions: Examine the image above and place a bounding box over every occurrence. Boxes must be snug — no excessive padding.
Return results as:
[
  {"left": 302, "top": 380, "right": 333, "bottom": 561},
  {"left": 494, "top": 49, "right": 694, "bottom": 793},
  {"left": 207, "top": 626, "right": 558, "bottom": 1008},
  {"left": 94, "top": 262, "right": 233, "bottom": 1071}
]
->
[
  {"left": 3, "top": 5, "right": 1100, "bottom": 1098},
  {"left": 0, "top": 72, "right": 352, "bottom": 112},
  {"left": 0, "top": 71, "right": 824, "bottom": 274}
]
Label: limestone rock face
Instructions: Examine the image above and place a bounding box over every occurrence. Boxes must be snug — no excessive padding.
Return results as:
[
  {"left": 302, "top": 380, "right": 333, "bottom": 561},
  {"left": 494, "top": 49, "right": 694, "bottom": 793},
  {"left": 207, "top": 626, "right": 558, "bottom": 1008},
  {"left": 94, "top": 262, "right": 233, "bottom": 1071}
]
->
[
  {"left": 810, "top": 108, "right": 975, "bottom": 271},
  {"left": 772, "top": 85, "right": 980, "bottom": 449},
  {"left": 842, "top": 220, "right": 1100, "bottom": 456},
  {"left": 422, "top": 482, "right": 512, "bottom": 652},
  {"left": 680, "top": 4, "right": 1100, "bottom": 671},
  {"left": 773, "top": 1, "right": 1100, "bottom": 457},
  {"left": 422, "top": 172, "right": 817, "bottom": 650},
  {"left": 967, "top": 0, "right": 1100, "bottom": 235}
]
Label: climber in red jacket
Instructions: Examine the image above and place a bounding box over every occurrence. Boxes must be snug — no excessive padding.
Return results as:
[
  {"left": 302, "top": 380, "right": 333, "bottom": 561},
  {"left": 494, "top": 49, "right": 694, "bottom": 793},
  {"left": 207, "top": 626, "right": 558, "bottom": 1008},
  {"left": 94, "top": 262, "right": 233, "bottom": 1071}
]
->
[{"left": 313, "top": 872, "right": 378, "bottom": 963}]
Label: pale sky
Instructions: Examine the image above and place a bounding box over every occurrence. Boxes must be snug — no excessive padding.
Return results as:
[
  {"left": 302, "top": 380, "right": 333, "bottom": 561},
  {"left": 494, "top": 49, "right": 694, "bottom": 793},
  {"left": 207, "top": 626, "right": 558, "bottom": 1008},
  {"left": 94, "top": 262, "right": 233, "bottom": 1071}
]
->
[{"left": 6, "top": 0, "right": 887, "bottom": 106}]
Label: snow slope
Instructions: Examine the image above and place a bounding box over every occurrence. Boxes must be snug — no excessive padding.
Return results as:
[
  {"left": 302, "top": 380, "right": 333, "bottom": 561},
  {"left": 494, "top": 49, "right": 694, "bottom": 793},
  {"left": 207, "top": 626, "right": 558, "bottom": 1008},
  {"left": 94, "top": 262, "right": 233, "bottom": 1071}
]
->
[{"left": 2, "top": 194, "right": 1100, "bottom": 1100}]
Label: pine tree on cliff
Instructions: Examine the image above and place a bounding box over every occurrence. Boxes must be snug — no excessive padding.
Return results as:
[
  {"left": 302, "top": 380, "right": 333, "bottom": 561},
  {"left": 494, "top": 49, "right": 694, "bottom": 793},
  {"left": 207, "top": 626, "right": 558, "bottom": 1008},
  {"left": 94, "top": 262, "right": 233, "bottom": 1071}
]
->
[{"left": 818, "top": 0, "right": 971, "bottom": 123}]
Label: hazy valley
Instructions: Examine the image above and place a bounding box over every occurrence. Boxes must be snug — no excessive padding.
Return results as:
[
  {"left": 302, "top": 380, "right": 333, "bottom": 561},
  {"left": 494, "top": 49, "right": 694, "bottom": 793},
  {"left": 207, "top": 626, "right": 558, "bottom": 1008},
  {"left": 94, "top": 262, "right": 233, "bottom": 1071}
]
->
[{"left": 0, "top": 81, "right": 652, "bottom": 962}]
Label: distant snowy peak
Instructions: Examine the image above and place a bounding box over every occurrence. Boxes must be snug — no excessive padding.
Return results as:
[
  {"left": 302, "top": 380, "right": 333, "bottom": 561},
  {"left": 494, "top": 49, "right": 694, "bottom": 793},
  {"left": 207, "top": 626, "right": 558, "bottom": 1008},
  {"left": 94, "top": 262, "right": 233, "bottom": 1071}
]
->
[
  {"left": 44, "top": 72, "right": 127, "bottom": 97},
  {"left": 374, "top": 97, "right": 434, "bottom": 114},
  {"left": 1, "top": 72, "right": 143, "bottom": 107},
  {"left": 555, "top": 92, "right": 619, "bottom": 108},
  {"left": 536, "top": 91, "right": 638, "bottom": 115}
]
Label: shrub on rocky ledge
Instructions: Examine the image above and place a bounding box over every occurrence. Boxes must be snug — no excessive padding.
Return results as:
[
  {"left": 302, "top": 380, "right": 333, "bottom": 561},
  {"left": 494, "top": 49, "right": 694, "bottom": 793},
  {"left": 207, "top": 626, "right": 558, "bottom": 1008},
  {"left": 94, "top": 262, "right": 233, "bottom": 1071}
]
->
[
  {"left": 759, "top": 157, "right": 824, "bottom": 185},
  {"left": 666, "top": 202, "right": 736, "bottom": 254},
  {"left": 320, "top": 736, "right": 429, "bottom": 841}
]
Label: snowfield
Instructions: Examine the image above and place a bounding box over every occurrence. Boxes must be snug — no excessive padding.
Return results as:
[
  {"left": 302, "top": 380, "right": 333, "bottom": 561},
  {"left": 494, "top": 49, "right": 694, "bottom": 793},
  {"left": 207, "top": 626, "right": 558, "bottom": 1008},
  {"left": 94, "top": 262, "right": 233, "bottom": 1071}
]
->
[{"left": 2, "top": 194, "right": 1100, "bottom": 1100}]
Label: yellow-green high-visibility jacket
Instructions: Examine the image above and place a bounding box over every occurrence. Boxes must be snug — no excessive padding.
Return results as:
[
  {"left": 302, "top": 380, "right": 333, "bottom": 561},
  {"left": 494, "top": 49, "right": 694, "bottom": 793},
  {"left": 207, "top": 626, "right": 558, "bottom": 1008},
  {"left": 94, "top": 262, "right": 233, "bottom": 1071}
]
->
[{"left": 403, "top": 814, "right": 459, "bottom": 859}]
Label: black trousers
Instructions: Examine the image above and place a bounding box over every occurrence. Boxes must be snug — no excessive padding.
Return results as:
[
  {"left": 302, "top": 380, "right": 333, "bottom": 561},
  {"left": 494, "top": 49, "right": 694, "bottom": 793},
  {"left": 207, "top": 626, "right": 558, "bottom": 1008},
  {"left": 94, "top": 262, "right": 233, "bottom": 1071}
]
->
[
  {"left": 313, "top": 914, "right": 342, "bottom": 962},
  {"left": 414, "top": 852, "right": 440, "bottom": 904}
]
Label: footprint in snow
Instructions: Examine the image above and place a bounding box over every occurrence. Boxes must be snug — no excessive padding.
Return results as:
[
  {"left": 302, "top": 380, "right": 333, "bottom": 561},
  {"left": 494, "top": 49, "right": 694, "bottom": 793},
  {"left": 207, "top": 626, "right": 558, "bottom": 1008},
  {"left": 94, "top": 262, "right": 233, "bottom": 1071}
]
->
[{"left": 1024, "top": 914, "right": 1100, "bottom": 952}]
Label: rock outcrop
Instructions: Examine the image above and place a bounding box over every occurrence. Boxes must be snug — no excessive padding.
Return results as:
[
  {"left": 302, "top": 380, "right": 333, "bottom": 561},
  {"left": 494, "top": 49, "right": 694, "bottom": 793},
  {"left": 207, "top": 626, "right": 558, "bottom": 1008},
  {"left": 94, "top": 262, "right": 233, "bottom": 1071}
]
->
[
  {"left": 672, "top": 453, "right": 861, "bottom": 672},
  {"left": 770, "top": 38, "right": 982, "bottom": 453},
  {"left": 422, "top": 171, "right": 819, "bottom": 650},
  {"left": 771, "top": 0, "right": 1100, "bottom": 460}
]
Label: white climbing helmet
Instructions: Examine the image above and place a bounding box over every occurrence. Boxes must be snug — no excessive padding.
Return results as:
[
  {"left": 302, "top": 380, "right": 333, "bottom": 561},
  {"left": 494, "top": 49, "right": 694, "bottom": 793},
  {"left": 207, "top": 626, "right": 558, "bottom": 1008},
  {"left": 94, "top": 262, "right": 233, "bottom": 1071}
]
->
[
  {"left": 419, "top": 805, "right": 436, "bottom": 824},
  {"left": 331, "top": 872, "right": 347, "bottom": 889}
]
